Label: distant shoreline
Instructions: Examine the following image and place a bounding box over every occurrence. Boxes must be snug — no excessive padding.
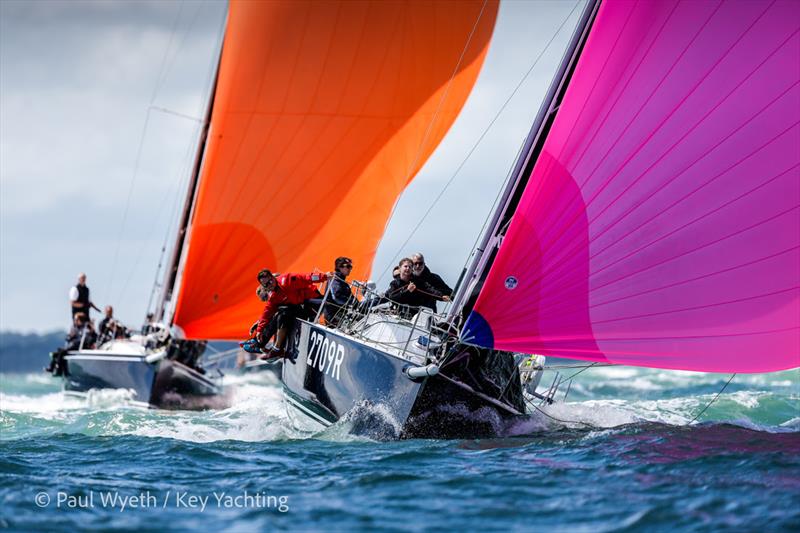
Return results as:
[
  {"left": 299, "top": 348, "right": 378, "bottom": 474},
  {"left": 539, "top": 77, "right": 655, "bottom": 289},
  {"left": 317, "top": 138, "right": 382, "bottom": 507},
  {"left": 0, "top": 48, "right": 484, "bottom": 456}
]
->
[{"left": 0, "top": 330, "right": 65, "bottom": 373}]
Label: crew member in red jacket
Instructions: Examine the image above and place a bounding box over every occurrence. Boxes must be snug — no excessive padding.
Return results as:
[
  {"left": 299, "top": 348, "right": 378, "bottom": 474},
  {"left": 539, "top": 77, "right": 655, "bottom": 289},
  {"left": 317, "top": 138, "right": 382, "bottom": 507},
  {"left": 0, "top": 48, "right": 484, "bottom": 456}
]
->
[{"left": 252, "top": 269, "right": 331, "bottom": 358}]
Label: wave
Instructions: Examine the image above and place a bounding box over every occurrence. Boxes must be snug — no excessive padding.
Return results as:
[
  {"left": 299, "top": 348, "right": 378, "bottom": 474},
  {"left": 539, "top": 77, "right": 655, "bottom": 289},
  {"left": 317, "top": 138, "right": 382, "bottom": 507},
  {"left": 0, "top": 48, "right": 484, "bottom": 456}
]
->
[{"left": 1, "top": 368, "right": 797, "bottom": 443}]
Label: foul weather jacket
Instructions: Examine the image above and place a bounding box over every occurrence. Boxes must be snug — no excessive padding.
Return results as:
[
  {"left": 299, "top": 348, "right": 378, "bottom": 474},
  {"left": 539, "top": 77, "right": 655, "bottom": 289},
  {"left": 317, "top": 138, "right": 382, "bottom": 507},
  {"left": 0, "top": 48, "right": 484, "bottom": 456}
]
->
[
  {"left": 411, "top": 266, "right": 453, "bottom": 311},
  {"left": 255, "top": 273, "right": 326, "bottom": 336},
  {"left": 323, "top": 272, "right": 354, "bottom": 323}
]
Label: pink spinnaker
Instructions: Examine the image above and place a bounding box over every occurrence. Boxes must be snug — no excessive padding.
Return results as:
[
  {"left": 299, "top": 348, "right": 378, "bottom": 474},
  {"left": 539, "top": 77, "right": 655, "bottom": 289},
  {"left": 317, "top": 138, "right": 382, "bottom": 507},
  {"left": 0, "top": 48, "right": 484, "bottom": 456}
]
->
[{"left": 464, "top": 0, "right": 800, "bottom": 372}]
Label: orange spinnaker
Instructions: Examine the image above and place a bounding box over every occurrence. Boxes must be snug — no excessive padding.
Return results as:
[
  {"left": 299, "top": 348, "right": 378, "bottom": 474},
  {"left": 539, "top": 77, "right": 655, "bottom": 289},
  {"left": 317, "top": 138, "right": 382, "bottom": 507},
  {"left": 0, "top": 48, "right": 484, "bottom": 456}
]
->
[{"left": 173, "top": 0, "right": 498, "bottom": 339}]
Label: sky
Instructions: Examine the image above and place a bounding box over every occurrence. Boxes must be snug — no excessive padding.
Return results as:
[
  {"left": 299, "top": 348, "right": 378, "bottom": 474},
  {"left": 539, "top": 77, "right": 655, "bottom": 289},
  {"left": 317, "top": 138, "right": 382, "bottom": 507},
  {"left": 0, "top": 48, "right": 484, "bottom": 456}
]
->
[{"left": 0, "top": 0, "right": 585, "bottom": 333}]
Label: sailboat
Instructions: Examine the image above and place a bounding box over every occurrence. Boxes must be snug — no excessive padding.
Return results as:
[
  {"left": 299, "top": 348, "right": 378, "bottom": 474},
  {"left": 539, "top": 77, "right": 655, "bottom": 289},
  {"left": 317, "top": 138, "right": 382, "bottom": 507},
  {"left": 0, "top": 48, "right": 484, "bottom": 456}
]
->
[
  {"left": 273, "top": 0, "right": 799, "bottom": 437},
  {"left": 57, "top": 0, "right": 800, "bottom": 429},
  {"left": 47, "top": 331, "right": 222, "bottom": 409}
]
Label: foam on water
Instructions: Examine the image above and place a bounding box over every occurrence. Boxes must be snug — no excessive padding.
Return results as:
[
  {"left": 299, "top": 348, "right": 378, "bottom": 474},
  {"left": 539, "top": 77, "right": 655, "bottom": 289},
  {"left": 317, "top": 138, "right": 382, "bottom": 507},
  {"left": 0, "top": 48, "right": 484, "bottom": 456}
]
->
[
  {"left": 0, "top": 371, "right": 302, "bottom": 443},
  {"left": 512, "top": 399, "right": 642, "bottom": 433},
  {"left": 0, "top": 372, "right": 385, "bottom": 444},
  {"left": 0, "top": 391, "right": 86, "bottom": 416},
  {"left": 508, "top": 384, "right": 800, "bottom": 437},
  {"left": 84, "top": 388, "right": 139, "bottom": 408},
  {"left": 18, "top": 374, "right": 55, "bottom": 385},
  {"left": 782, "top": 417, "right": 800, "bottom": 430}
]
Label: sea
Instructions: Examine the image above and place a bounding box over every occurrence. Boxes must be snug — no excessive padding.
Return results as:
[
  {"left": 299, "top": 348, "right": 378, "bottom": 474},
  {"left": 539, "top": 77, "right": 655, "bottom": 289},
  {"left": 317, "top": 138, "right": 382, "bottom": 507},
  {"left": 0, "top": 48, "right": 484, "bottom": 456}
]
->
[{"left": 1, "top": 365, "right": 798, "bottom": 532}]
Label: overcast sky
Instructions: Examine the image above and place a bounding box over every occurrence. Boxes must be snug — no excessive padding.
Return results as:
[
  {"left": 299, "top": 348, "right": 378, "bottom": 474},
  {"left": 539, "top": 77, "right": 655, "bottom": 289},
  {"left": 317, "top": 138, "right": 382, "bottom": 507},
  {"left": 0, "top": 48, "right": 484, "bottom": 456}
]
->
[{"left": 0, "top": 0, "right": 584, "bottom": 333}]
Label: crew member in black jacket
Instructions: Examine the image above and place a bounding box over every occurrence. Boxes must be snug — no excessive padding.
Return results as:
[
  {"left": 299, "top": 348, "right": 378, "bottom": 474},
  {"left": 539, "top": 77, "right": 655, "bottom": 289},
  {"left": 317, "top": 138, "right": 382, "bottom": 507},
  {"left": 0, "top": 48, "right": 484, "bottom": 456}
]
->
[
  {"left": 324, "top": 256, "right": 355, "bottom": 326},
  {"left": 410, "top": 253, "right": 452, "bottom": 312},
  {"left": 386, "top": 258, "right": 443, "bottom": 317}
]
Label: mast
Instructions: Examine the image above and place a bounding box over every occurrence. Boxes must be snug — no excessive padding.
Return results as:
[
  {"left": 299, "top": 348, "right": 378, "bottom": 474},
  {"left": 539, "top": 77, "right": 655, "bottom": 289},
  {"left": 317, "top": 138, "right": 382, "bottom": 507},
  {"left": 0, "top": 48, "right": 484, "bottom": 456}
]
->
[
  {"left": 154, "top": 52, "right": 223, "bottom": 325},
  {"left": 448, "top": 0, "right": 601, "bottom": 323}
]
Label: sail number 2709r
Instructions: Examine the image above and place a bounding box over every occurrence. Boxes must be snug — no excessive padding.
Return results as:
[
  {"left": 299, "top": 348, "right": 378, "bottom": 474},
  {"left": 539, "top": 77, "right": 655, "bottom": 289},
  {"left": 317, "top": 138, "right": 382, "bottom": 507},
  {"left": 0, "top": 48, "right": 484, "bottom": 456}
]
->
[{"left": 306, "top": 330, "right": 345, "bottom": 381}]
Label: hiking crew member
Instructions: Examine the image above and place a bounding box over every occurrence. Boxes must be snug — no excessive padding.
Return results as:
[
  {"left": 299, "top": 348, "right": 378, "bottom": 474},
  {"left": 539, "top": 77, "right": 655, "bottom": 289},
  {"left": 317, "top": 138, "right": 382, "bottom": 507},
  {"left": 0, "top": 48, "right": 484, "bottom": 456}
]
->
[
  {"left": 253, "top": 269, "right": 332, "bottom": 357},
  {"left": 46, "top": 313, "right": 95, "bottom": 374}
]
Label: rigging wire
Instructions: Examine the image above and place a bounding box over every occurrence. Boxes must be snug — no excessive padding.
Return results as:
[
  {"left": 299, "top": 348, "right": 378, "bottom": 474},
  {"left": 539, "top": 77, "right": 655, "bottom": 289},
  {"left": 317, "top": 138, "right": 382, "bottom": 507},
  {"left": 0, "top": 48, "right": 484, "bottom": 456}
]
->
[
  {"left": 116, "top": 108, "right": 200, "bottom": 306},
  {"left": 686, "top": 373, "right": 736, "bottom": 425},
  {"left": 105, "top": 1, "right": 187, "bottom": 302},
  {"left": 105, "top": 107, "right": 153, "bottom": 301},
  {"left": 561, "top": 361, "right": 600, "bottom": 382},
  {"left": 515, "top": 360, "right": 601, "bottom": 428},
  {"left": 114, "top": 3, "right": 227, "bottom": 318},
  {"left": 145, "top": 155, "right": 195, "bottom": 317},
  {"left": 375, "top": 0, "right": 585, "bottom": 286},
  {"left": 151, "top": 1, "right": 204, "bottom": 100},
  {"left": 149, "top": 106, "right": 203, "bottom": 123},
  {"left": 115, "top": 2, "right": 211, "bottom": 306},
  {"left": 540, "top": 363, "right": 612, "bottom": 370},
  {"left": 455, "top": 139, "right": 526, "bottom": 287},
  {"left": 381, "top": 0, "right": 491, "bottom": 230},
  {"left": 153, "top": 8, "right": 228, "bottom": 325}
]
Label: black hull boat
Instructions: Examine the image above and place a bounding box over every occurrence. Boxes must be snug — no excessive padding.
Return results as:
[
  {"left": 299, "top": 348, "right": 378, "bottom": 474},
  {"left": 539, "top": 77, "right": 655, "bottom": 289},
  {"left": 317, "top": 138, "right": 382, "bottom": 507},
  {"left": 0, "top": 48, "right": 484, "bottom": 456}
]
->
[
  {"left": 50, "top": 338, "right": 223, "bottom": 410},
  {"left": 280, "top": 308, "right": 534, "bottom": 439}
]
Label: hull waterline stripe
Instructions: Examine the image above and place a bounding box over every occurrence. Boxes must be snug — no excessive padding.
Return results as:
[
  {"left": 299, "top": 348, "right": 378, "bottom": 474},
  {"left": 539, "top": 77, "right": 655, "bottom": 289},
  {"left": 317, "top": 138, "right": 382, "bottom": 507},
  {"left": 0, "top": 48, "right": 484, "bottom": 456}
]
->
[
  {"left": 64, "top": 355, "right": 147, "bottom": 363},
  {"left": 283, "top": 393, "right": 333, "bottom": 427}
]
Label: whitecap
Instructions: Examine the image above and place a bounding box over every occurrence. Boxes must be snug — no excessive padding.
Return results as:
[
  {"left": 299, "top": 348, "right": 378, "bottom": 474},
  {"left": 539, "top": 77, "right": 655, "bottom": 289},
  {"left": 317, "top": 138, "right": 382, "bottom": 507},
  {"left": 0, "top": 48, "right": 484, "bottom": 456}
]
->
[
  {"left": 0, "top": 391, "right": 85, "bottom": 415},
  {"left": 780, "top": 417, "right": 800, "bottom": 430}
]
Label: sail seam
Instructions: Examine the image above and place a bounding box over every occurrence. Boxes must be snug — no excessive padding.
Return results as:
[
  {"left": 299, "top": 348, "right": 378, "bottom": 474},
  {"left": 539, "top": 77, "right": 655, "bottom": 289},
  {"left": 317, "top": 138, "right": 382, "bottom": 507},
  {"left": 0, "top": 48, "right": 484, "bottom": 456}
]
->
[
  {"left": 588, "top": 245, "right": 800, "bottom": 310},
  {"left": 521, "top": 26, "right": 798, "bottom": 299},
  {"left": 541, "top": 159, "right": 800, "bottom": 313},
  {"left": 531, "top": 1, "right": 774, "bottom": 270},
  {"left": 532, "top": 120, "right": 800, "bottom": 306},
  {"left": 589, "top": 286, "right": 799, "bottom": 326}
]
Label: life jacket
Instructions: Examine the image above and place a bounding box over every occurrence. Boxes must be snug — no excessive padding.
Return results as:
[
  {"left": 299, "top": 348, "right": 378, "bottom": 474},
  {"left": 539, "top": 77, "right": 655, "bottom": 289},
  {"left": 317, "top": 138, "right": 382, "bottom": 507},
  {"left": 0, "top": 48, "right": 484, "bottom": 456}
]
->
[{"left": 72, "top": 284, "right": 90, "bottom": 317}]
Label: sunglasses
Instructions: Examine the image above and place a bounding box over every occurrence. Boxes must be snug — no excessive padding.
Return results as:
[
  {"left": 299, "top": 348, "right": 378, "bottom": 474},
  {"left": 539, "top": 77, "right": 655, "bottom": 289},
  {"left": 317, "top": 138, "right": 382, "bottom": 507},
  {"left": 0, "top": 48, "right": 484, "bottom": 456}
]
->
[
  {"left": 413, "top": 261, "right": 424, "bottom": 266},
  {"left": 341, "top": 264, "right": 353, "bottom": 269}
]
